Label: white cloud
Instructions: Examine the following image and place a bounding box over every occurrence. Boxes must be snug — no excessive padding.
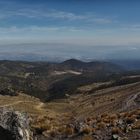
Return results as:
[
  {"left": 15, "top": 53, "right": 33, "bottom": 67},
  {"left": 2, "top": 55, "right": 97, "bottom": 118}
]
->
[
  {"left": 0, "top": 25, "right": 140, "bottom": 46},
  {"left": 120, "top": 24, "right": 140, "bottom": 31},
  {"left": 0, "top": 8, "right": 113, "bottom": 24},
  {"left": 0, "top": 26, "right": 83, "bottom": 34}
]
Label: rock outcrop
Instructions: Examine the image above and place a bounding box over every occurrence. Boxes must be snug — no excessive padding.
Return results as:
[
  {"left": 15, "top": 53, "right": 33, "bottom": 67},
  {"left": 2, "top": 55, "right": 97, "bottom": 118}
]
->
[
  {"left": 0, "top": 108, "right": 32, "bottom": 140},
  {"left": 0, "top": 88, "right": 18, "bottom": 96}
]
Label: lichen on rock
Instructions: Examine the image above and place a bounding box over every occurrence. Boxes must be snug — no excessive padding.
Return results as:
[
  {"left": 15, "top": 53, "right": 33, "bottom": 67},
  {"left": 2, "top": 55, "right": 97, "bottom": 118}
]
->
[{"left": 0, "top": 107, "right": 33, "bottom": 140}]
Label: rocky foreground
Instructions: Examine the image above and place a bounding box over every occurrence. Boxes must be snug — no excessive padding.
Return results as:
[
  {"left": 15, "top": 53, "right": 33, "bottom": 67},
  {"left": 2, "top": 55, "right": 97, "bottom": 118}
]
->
[
  {"left": 0, "top": 107, "right": 140, "bottom": 140},
  {"left": 32, "top": 109, "right": 140, "bottom": 140},
  {"left": 0, "top": 108, "right": 33, "bottom": 140}
]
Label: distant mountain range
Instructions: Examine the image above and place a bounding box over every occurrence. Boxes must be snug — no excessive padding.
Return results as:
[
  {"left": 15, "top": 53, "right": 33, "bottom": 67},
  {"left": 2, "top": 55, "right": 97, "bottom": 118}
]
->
[
  {"left": 110, "top": 59, "right": 140, "bottom": 70},
  {"left": 0, "top": 59, "right": 123, "bottom": 100},
  {"left": 0, "top": 51, "right": 140, "bottom": 70},
  {"left": 0, "top": 43, "right": 140, "bottom": 64}
]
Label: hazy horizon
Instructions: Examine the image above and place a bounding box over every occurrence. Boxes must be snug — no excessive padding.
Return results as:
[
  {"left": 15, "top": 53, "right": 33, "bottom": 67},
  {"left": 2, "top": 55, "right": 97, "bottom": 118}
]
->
[{"left": 0, "top": 0, "right": 140, "bottom": 60}]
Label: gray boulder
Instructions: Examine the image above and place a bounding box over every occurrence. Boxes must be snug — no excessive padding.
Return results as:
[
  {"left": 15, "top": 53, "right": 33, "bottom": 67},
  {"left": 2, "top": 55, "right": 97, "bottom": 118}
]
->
[{"left": 0, "top": 107, "right": 33, "bottom": 140}]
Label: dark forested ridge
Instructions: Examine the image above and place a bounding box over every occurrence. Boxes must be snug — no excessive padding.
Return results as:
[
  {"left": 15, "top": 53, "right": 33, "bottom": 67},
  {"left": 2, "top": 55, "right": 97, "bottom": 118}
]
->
[{"left": 0, "top": 59, "right": 140, "bottom": 101}]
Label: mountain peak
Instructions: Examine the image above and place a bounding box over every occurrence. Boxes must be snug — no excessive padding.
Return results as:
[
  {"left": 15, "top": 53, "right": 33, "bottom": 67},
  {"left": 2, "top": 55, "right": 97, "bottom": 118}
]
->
[{"left": 62, "top": 59, "right": 84, "bottom": 65}]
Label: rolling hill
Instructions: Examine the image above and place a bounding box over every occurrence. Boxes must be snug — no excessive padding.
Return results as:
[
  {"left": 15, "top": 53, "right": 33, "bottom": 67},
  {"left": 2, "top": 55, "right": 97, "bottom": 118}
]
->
[
  {"left": 0, "top": 60, "right": 140, "bottom": 139},
  {"left": 0, "top": 59, "right": 123, "bottom": 101}
]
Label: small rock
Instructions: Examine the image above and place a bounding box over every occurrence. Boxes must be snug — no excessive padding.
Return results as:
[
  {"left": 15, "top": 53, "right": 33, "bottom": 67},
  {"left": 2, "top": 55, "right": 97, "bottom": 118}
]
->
[{"left": 112, "top": 134, "right": 121, "bottom": 140}]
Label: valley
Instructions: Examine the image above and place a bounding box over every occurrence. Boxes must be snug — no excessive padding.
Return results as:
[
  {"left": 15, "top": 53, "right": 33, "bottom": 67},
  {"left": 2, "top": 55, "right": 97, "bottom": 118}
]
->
[
  {"left": 1, "top": 0, "right": 140, "bottom": 139},
  {"left": 0, "top": 59, "right": 140, "bottom": 140}
]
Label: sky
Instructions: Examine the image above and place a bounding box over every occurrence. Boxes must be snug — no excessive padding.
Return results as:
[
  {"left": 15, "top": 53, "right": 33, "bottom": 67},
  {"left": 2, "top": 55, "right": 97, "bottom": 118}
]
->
[{"left": 0, "top": 0, "right": 140, "bottom": 60}]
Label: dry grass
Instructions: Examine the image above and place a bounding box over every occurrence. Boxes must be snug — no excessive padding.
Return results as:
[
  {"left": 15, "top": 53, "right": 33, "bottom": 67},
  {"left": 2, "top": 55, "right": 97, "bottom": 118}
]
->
[
  {"left": 82, "top": 135, "right": 94, "bottom": 140},
  {"left": 0, "top": 93, "right": 44, "bottom": 114}
]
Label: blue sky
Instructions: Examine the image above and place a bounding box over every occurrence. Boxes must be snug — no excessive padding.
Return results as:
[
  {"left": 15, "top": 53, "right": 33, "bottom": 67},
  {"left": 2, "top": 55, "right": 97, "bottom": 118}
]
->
[{"left": 0, "top": 0, "right": 140, "bottom": 60}]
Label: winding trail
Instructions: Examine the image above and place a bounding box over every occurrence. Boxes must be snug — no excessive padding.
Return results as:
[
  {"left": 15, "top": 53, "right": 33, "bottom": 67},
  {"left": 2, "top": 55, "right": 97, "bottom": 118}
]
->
[
  {"left": 0, "top": 101, "right": 45, "bottom": 111},
  {"left": 35, "top": 102, "right": 45, "bottom": 111},
  {"left": 121, "top": 92, "right": 140, "bottom": 111}
]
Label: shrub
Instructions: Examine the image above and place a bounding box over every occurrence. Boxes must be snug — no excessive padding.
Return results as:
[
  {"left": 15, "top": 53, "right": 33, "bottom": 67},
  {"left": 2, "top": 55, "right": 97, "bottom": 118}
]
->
[
  {"left": 82, "top": 126, "right": 92, "bottom": 135},
  {"left": 102, "top": 118, "right": 110, "bottom": 124},
  {"left": 32, "top": 123, "right": 52, "bottom": 134},
  {"left": 110, "top": 120, "right": 118, "bottom": 127},
  {"left": 65, "top": 127, "right": 74, "bottom": 136},
  {"left": 110, "top": 114, "right": 118, "bottom": 120},
  {"left": 111, "top": 127, "right": 121, "bottom": 134},
  {"left": 134, "top": 110, "right": 140, "bottom": 119},
  {"left": 50, "top": 130, "right": 56, "bottom": 137},
  {"left": 86, "top": 117, "right": 92, "bottom": 122},
  {"left": 125, "top": 117, "right": 135, "bottom": 124},
  {"left": 96, "top": 117, "right": 101, "bottom": 123},
  {"left": 132, "top": 121, "right": 140, "bottom": 129},
  {"left": 120, "top": 112, "right": 128, "bottom": 118},
  {"left": 57, "top": 126, "right": 66, "bottom": 134},
  {"left": 92, "top": 128, "right": 96, "bottom": 134},
  {"left": 101, "top": 113, "right": 108, "bottom": 118},
  {"left": 97, "top": 122, "right": 106, "bottom": 129}
]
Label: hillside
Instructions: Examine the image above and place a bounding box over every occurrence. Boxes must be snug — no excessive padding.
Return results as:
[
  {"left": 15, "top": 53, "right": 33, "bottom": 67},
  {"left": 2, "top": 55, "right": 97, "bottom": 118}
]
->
[
  {"left": 0, "top": 60, "right": 140, "bottom": 139},
  {"left": 0, "top": 59, "right": 123, "bottom": 101},
  {"left": 0, "top": 76, "right": 140, "bottom": 140}
]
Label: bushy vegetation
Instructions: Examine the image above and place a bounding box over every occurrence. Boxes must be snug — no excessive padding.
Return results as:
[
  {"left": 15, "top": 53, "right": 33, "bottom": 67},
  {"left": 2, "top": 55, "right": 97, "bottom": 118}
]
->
[{"left": 30, "top": 109, "right": 140, "bottom": 139}]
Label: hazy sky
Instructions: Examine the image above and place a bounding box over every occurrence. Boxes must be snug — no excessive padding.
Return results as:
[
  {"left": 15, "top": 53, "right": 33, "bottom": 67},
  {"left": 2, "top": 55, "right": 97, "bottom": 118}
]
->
[{"left": 0, "top": 0, "right": 140, "bottom": 60}]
